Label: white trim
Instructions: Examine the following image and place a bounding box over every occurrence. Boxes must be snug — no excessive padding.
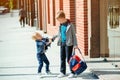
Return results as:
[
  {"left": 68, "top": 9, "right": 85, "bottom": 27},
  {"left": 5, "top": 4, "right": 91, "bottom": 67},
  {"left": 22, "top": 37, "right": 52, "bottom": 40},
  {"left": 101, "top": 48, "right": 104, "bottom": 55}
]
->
[{"left": 66, "top": 24, "right": 71, "bottom": 32}]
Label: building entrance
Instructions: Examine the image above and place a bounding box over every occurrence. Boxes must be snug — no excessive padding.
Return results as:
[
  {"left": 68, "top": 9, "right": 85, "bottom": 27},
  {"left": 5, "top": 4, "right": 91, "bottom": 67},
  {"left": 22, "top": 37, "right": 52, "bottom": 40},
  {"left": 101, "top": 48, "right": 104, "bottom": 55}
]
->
[
  {"left": 107, "top": 0, "right": 120, "bottom": 57},
  {"left": 107, "top": 0, "right": 120, "bottom": 67}
]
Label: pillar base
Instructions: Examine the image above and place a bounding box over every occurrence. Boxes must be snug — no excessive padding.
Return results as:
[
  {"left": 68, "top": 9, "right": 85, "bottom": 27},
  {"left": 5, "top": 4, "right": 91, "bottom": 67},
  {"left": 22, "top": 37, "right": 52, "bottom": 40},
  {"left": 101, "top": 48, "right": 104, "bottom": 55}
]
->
[
  {"left": 100, "top": 53, "right": 109, "bottom": 57},
  {"left": 90, "top": 51, "right": 100, "bottom": 58}
]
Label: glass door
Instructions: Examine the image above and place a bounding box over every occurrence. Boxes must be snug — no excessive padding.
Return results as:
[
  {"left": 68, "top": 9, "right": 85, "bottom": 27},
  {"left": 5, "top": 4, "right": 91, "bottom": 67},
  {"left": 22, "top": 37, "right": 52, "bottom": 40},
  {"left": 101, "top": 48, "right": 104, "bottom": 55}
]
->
[{"left": 107, "top": 0, "right": 120, "bottom": 68}]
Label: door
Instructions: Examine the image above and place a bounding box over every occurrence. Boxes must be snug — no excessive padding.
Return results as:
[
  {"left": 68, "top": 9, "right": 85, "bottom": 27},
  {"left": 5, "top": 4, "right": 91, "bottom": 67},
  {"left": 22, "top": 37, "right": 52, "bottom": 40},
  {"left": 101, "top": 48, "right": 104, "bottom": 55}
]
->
[{"left": 107, "top": 0, "right": 120, "bottom": 67}]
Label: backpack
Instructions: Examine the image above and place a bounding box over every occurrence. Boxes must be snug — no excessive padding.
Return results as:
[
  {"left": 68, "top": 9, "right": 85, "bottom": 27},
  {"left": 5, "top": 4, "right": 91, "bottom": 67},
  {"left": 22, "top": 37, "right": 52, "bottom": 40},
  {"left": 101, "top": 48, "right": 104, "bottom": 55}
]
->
[{"left": 69, "top": 48, "right": 87, "bottom": 75}]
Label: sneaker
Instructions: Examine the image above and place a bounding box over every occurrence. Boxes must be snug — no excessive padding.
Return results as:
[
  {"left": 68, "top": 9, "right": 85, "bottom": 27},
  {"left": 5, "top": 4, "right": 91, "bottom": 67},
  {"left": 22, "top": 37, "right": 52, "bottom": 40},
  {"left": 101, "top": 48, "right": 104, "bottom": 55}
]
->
[
  {"left": 46, "top": 71, "right": 52, "bottom": 75},
  {"left": 57, "top": 73, "right": 66, "bottom": 78},
  {"left": 68, "top": 73, "right": 77, "bottom": 78}
]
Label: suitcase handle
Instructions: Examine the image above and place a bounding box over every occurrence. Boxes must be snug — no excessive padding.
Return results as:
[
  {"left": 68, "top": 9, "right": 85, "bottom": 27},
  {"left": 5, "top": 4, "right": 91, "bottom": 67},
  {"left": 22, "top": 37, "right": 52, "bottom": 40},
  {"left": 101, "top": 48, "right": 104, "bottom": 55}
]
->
[{"left": 72, "top": 48, "right": 86, "bottom": 62}]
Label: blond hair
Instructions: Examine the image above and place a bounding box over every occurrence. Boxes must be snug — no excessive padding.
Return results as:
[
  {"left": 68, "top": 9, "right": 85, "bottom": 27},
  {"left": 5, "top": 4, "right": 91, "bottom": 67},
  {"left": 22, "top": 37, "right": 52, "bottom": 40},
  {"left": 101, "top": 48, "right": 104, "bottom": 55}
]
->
[
  {"left": 32, "top": 32, "right": 42, "bottom": 40},
  {"left": 56, "top": 10, "right": 66, "bottom": 19}
]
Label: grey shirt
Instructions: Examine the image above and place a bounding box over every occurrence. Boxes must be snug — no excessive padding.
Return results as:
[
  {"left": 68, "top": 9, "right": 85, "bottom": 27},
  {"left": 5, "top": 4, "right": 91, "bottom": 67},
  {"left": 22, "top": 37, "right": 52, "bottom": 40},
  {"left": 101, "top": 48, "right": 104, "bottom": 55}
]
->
[{"left": 57, "top": 23, "right": 78, "bottom": 47}]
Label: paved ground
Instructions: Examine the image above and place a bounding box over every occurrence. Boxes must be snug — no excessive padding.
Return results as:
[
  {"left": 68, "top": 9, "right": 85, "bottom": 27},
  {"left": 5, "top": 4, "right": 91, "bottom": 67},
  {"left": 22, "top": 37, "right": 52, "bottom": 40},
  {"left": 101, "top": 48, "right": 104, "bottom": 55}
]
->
[{"left": 0, "top": 11, "right": 120, "bottom": 80}]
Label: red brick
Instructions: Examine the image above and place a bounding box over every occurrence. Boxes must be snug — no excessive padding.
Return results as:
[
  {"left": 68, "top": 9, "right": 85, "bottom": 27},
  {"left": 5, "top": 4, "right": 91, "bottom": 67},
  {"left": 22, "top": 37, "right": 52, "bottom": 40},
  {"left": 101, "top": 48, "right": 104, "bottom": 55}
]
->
[{"left": 46, "top": 0, "right": 88, "bottom": 55}]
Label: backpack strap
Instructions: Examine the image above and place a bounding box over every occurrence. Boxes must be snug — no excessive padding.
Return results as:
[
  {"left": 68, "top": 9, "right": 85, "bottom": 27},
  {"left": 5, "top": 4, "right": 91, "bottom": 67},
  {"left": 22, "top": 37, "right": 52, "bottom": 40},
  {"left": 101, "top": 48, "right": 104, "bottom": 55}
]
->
[{"left": 73, "top": 48, "right": 86, "bottom": 62}]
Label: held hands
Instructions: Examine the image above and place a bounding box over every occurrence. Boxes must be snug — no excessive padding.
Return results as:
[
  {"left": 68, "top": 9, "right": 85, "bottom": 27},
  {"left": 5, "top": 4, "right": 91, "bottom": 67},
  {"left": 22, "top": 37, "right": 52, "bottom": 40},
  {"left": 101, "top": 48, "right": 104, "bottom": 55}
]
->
[
  {"left": 46, "top": 38, "right": 52, "bottom": 46},
  {"left": 49, "top": 38, "right": 52, "bottom": 43},
  {"left": 51, "top": 35, "right": 58, "bottom": 42}
]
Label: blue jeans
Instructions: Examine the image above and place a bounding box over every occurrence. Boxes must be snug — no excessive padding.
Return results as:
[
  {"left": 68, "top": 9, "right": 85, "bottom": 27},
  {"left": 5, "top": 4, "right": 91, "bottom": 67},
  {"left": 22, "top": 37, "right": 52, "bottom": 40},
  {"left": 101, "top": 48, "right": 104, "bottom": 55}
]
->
[
  {"left": 37, "top": 53, "right": 50, "bottom": 73},
  {"left": 60, "top": 42, "right": 74, "bottom": 74}
]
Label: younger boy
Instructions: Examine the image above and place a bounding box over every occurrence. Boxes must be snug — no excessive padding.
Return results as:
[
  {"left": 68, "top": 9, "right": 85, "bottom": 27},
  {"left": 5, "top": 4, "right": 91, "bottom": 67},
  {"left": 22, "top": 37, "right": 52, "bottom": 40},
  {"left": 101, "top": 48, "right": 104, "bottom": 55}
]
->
[{"left": 32, "top": 32, "right": 52, "bottom": 76}]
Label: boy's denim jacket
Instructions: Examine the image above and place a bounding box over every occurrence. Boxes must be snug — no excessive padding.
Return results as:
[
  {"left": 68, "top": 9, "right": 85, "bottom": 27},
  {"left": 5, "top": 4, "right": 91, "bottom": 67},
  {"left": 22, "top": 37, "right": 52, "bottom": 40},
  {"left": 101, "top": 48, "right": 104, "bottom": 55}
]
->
[
  {"left": 36, "top": 38, "right": 49, "bottom": 54},
  {"left": 57, "top": 23, "right": 78, "bottom": 47}
]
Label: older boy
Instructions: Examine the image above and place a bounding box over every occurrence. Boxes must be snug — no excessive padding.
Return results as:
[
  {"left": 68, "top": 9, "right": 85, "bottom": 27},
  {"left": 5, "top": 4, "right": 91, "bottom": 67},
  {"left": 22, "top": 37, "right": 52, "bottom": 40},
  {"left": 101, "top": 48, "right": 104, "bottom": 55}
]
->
[{"left": 56, "top": 11, "right": 78, "bottom": 78}]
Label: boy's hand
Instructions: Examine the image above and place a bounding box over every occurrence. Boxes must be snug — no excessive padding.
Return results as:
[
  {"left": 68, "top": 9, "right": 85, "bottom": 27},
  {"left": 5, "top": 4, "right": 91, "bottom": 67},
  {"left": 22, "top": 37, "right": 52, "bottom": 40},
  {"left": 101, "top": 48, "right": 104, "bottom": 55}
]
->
[{"left": 74, "top": 46, "right": 78, "bottom": 49}]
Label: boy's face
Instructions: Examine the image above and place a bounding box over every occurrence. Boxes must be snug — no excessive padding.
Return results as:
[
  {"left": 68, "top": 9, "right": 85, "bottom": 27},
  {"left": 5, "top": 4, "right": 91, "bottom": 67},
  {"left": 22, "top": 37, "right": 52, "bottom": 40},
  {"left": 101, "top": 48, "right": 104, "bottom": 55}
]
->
[{"left": 57, "top": 18, "right": 65, "bottom": 24}]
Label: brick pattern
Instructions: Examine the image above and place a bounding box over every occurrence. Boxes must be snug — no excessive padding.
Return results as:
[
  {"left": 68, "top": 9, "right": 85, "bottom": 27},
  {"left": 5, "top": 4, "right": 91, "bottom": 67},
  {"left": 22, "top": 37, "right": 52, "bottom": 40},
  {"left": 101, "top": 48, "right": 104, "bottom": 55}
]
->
[
  {"left": 76, "top": 0, "right": 88, "bottom": 55},
  {"left": 47, "top": 0, "right": 59, "bottom": 36},
  {"left": 49, "top": 0, "right": 56, "bottom": 26},
  {"left": 59, "top": 0, "right": 63, "bottom": 10},
  {"left": 55, "top": 0, "right": 60, "bottom": 26},
  {"left": 47, "top": 0, "right": 88, "bottom": 55},
  {"left": 37, "top": 0, "right": 42, "bottom": 30}
]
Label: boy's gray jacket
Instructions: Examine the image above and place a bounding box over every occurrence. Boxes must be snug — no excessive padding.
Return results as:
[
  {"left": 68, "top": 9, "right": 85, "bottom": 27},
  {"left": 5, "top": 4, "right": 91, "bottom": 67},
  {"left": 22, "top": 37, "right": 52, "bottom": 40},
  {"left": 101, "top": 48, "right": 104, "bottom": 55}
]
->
[{"left": 57, "top": 23, "right": 78, "bottom": 46}]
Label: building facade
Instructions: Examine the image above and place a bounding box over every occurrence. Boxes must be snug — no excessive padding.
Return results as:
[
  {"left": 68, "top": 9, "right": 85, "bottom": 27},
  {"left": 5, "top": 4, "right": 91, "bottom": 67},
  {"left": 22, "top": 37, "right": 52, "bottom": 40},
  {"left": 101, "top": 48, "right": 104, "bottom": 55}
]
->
[
  {"left": 37, "top": 0, "right": 89, "bottom": 56},
  {"left": 19, "top": 0, "right": 120, "bottom": 58}
]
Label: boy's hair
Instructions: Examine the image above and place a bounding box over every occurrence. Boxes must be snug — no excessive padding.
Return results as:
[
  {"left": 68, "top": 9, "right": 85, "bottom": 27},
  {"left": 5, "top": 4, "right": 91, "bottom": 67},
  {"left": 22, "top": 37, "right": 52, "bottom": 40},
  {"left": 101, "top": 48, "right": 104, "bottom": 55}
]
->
[
  {"left": 32, "top": 35, "right": 37, "bottom": 40},
  {"left": 56, "top": 10, "right": 66, "bottom": 19},
  {"left": 32, "top": 32, "right": 42, "bottom": 40}
]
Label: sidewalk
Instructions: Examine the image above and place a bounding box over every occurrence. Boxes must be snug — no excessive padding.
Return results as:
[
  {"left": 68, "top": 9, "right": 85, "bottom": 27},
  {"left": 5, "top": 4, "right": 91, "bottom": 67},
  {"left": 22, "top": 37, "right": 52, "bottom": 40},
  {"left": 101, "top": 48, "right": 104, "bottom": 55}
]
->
[
  {"left": 86, "top": 58, "right": 120, "bottom": 80},
  {"left": 0, "top": 11, "right": 120, "bottom": 80}
]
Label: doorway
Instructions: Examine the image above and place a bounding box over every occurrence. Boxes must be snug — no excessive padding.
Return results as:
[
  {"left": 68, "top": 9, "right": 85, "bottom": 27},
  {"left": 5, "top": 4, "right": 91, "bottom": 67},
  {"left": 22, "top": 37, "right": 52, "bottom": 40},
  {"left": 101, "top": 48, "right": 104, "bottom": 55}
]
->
[
  {"left": 107, "top": 0, "right": 120, "bottom": 67},
  {"left": 107, "top": 0, "right": 120, "bottom": 57}
]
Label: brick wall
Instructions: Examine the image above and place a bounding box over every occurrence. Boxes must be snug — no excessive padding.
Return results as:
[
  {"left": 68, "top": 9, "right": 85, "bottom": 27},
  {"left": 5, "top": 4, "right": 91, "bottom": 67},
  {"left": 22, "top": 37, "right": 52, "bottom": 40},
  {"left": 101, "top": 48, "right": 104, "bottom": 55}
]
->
[
  {"left": 63, "top": 0, "right": 70, "bottom": 19},
  {"left": 47, "top": 0, "right": 59, "bottom": 36},
  {"left": 46, "top": 0, "right": 88, "bottom": 55},
  {"left": 49, "top": 0, "right": 54, "bottom": 26},
  {"left": 55, "top": 0, "right": 60, "bottom": 27},
  {"left": 76, "top": 0, "right": 88, "bottom": 55}
]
